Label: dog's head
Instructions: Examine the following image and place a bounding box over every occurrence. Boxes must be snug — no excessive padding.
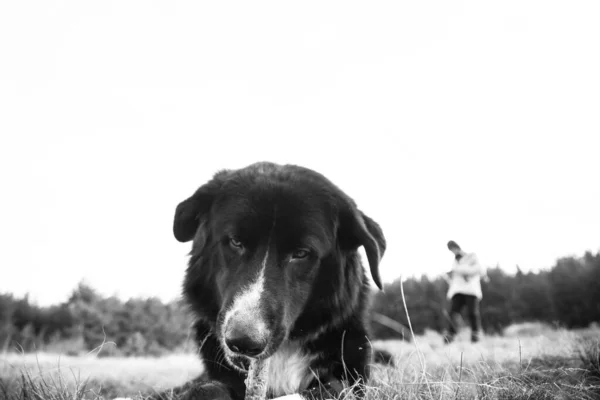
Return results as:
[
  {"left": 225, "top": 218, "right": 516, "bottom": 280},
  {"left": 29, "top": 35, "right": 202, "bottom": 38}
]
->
[{"left": 174, "top": 162, "right": 385, "bottom": 367}]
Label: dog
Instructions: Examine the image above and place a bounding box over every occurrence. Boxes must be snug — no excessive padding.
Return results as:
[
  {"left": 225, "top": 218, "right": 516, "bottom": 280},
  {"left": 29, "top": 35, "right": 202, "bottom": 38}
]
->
[{"left": 167, "top": 162, "right": 386, "bottom": 400}]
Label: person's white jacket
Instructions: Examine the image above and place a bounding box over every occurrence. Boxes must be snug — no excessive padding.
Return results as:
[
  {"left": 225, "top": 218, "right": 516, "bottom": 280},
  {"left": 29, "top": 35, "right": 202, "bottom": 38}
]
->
[{"left": 446, "top": 252, "right": 485, "bottom": 299}]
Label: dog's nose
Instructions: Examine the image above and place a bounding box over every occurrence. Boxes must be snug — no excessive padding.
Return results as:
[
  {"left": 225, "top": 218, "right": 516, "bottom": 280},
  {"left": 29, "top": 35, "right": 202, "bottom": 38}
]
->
[
  {"left": 224, "top": 320, "right": 268, "bottom": 357},
  {"left": 225, "top": 336, "right": 265, "bottom": 357}
]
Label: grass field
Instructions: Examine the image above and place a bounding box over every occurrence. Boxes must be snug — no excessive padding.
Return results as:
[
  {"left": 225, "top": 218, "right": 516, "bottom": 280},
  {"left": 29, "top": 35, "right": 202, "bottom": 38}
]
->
[{"left": 1, "top": 324, "right": 599, "bottom": 399}]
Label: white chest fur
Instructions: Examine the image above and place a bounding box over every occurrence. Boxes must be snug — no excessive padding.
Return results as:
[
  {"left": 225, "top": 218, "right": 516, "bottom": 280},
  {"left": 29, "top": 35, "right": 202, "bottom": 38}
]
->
[{"left": 266, "top": 341, "right": 316, "bottom": 397}]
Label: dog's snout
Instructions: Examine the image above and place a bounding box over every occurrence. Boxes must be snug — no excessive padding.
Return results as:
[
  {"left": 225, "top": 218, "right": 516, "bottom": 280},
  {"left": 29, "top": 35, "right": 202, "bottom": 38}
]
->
[{"left": 224, "top": 316, "right": 268, "bottom": 357}]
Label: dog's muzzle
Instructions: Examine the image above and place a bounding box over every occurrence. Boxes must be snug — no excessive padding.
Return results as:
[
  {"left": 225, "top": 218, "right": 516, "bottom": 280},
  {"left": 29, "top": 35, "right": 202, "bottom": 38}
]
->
[{"left": 224, "top": 311, "right": 270, "bottom": 357}]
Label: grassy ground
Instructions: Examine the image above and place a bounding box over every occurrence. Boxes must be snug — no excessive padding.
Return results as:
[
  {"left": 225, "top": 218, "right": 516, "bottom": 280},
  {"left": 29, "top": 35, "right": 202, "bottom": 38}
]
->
[
  {"left": 1, "top": 324, "right": 599, "bottom": 399},
  {"left": 370, "top": 326, "right": 600, "bottom": 399}
]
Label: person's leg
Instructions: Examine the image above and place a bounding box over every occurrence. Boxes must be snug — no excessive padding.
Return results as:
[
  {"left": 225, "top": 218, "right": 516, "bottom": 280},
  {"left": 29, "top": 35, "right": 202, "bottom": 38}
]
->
[
  {"left": 465, "top": 295, "right": 482, "bottom": 342},
  {"left": 446, "top": 294, "right": 465, "bottom": 343}
]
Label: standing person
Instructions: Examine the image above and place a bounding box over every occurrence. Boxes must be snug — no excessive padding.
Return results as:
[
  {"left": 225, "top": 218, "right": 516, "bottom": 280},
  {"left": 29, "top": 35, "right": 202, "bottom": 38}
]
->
[{"left": 444, "top": 240, "right": 486, "bottom": 343}]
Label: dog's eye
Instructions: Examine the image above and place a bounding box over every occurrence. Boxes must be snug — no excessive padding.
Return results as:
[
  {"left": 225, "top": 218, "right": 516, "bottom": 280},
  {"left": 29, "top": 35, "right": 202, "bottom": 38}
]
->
[
  {"left": 291, "top": 249, "right": 310, "bottom": 260},
  {"left": 229, "top": 237, "right": 243, "bottom": 249}
]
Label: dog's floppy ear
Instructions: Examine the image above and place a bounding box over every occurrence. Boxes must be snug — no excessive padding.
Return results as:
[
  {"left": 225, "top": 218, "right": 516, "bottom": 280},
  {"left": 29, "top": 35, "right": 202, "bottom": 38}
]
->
[
  {"left": 173, "top": 170, "right": 229, "bottom": 243},
  {"left": 339, "top": 207, "right": 387, "bottom": 290}
]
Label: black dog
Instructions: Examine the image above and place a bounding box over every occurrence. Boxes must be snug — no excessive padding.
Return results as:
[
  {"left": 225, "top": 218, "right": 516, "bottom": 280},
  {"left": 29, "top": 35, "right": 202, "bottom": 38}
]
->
[{"left": 169, "top": 162, "right": 386, "bottom": 400}]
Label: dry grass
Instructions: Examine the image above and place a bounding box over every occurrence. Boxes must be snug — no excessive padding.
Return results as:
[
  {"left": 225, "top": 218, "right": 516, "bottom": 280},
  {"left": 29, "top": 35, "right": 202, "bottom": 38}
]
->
[
  {"left": 1, "top": 325, "right": 599, "bottom": 399},
  {"left": 367, "top": 326, "right": 600, "bottom": 399},
  {"left": 0, "top": 352, "right": 202, "bottom": 399}
]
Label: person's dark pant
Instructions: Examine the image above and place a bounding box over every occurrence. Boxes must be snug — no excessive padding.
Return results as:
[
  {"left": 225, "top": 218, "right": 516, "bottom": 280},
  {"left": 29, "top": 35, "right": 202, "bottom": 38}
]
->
[{"left": 447, "top": 294, "right": 482, "bottom": 343}]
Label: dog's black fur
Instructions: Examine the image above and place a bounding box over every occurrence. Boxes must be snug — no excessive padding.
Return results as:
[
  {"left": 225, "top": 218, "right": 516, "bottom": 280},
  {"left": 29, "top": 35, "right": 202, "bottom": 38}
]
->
[{"left": 166, "top": 162, "right": 386, "bottom": 400}]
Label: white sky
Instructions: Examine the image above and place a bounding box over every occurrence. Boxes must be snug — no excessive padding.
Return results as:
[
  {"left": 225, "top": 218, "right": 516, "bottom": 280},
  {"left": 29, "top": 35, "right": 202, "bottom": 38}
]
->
[{"left": 1, "top": 0, "right": 599, "bottom": 306}]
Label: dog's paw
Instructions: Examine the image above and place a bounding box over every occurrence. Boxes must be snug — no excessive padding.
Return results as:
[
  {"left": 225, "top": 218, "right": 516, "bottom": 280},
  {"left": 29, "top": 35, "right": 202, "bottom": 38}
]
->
[{"left": 179, "top": 382, "right": 233, "bottom": 400}]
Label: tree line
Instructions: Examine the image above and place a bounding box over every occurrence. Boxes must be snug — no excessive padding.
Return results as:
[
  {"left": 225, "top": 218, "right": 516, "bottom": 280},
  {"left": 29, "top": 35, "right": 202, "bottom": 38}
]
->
[
  {"left": 1, "top": 250, "right": 599, "bottom": 356},
  {"left": 0, "top": 283, "right": 193, "bottom": 357},
  {"left": 370, "top": 250, "right": 600, "bottom": 339}
]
